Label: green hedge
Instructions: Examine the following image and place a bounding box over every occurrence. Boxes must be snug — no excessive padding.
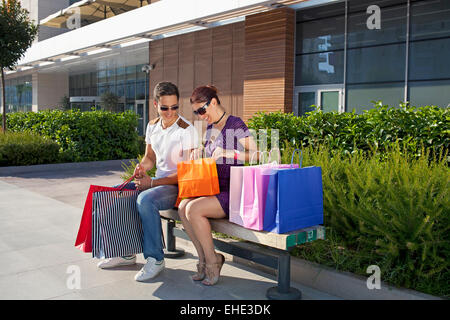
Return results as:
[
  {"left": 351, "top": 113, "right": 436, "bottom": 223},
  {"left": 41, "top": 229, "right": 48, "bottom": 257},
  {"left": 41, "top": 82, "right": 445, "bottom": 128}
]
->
[
  {"left": 0, "top": 131, "right": 60, "bottom": 166},
  {"left": 6, "top": 109, "right": 140, "bottom": 162},
  {"left": 248, "top": 103, "right": 449, "bottom": 159},
  {"left": 283, "top": 144, "right": 449, "bottom": 298}
]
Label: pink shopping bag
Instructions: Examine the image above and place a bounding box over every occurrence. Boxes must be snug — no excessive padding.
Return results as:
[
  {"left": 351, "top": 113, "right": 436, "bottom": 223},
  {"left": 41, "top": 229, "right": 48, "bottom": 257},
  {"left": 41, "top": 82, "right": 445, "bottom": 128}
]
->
[
  {"left": 229, "top": 166, "right": 245, "bottom": 226},
  {"left": 229, "top": 163, "right": 299, "bottom": 230}
]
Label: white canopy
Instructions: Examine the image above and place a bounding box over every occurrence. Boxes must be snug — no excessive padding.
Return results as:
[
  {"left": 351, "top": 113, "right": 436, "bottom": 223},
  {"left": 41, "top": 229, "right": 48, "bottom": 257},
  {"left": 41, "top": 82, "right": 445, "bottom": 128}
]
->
[
  {"left": 14, "top": 0, "right": 312, "bottom": 72},
  {"left": 40, "top": 0, "right": 150, "bottom": 29}
]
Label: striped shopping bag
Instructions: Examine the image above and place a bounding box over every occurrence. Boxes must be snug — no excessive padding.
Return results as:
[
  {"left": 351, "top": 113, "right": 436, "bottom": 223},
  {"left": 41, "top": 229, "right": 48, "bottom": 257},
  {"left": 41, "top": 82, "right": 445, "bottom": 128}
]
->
[{"left": 92, "top": 189, "right": 144, "bottom": 259}]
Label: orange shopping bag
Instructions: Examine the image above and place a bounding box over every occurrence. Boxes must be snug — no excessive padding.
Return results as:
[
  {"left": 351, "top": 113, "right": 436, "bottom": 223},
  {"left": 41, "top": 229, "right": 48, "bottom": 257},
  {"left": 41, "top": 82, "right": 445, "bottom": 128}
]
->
[{"left": 177, "top": 157, "right": 220, "bottom": 198}]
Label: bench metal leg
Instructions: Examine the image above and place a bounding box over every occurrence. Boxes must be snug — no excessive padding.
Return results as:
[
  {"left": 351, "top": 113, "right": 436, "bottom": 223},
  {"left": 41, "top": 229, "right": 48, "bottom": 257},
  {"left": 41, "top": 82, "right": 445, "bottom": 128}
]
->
[
  {"left": 266, "top": 252, "right": 302, "bottom": 300},
  {"left": 162, "top": 219, "right": 185, "bottom": 258}
]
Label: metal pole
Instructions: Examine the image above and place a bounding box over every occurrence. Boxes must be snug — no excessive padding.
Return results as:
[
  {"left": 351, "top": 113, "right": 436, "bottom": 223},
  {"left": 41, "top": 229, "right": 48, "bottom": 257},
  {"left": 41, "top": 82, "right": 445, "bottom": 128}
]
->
[
  {"left": 343, "top": 0, "right": 348, "bottom": 113},
  {"left": 404, "top": 0, "right": 411, "bottom": 103}
]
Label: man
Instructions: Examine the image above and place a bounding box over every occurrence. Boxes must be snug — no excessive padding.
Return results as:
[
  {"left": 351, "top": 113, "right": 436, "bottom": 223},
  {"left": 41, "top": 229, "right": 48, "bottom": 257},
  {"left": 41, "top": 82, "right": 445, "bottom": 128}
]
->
[{"left": 97, "top": 82, "right": 198, "bottom": 282}]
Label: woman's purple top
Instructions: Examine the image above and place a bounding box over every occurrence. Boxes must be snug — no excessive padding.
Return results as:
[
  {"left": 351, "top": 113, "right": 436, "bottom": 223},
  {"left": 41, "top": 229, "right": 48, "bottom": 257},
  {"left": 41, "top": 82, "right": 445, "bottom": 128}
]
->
[{"left": 204, "top": 115, "right": 251, "bottom": 216}]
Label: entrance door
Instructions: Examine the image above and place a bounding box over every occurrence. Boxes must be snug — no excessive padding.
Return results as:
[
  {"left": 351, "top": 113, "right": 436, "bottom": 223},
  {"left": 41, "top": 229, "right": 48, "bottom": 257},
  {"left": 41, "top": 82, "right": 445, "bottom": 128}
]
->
[
  {"left": 294, "top": 86, "right": 344, "bottom": 116},
  {"left": 135, "top": 100, "right": 147, "bottom": 136}
]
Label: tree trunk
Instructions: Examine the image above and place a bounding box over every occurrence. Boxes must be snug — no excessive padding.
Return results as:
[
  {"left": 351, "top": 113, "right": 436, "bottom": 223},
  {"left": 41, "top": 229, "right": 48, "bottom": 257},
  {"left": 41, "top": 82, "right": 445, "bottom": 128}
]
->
[{"left": 1, "top": 67, "right": 6, "bottom": 134}]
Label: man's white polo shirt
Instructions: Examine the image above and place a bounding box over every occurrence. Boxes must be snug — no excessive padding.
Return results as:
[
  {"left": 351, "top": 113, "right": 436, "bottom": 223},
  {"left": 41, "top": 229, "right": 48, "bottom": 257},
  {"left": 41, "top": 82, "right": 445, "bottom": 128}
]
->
[{"left": 145, "top": 115, "right": 198, "bottom": 179}]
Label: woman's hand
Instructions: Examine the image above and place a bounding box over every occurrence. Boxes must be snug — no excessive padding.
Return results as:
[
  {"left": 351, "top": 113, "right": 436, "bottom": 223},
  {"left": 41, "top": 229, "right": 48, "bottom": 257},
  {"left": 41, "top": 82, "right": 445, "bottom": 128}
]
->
[
  {"left": 135, "top": 175, "right": 152, "bottom": 191},
  {"left": 189, "top": 148, "right": 203, "bottom": 160},
  {"left": 211, "top": 147, "right": 234, "bottom": 161}
]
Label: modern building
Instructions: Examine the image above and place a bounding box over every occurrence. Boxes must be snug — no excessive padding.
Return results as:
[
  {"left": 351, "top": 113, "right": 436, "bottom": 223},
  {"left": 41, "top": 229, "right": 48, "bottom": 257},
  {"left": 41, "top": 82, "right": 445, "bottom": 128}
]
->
[{"left": 1, "top": 0, "right": 449, "bottom": 135}]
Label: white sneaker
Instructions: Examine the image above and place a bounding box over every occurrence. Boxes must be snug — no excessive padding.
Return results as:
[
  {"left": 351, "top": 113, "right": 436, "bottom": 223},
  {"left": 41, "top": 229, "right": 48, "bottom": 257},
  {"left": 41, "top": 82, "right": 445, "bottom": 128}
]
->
[
  {"left": 97, "top": 255, "right": 136, "bottom": 269},
  {"left": 134, "top": 257, "right": 165, "bottom": 282}
]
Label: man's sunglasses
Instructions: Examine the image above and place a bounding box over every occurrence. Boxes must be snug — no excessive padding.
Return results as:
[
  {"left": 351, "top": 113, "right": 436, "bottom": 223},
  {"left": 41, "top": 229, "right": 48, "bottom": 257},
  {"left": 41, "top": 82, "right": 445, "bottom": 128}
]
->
[
  {"left": 193, "top": 100, "right": 210, "bottom": 116},
  {"left": 159, "top": 105, "right": 179, "bottom": 111}
]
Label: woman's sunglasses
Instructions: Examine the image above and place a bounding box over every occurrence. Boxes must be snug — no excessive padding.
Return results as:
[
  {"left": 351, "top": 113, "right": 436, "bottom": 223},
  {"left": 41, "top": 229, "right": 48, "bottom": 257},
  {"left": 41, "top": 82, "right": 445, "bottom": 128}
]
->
[
  {"left": 159, "top": 105, "right": 179, "bottom": 111},
  {"left": 193, "top": 100, "right": 210, "bottom": 116}
]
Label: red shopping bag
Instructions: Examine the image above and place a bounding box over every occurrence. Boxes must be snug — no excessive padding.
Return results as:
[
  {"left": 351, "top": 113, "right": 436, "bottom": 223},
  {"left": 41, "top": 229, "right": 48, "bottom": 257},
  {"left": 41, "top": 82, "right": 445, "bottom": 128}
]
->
[{"left": 74, "top": 175, "right": 135, "bottom": 252}]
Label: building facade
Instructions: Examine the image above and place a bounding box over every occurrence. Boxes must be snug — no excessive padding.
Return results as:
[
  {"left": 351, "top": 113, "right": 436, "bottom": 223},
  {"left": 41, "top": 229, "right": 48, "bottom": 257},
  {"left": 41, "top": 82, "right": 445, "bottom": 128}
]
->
[{"left": 1, "top": 0, "right": 449, "bottom": 135}]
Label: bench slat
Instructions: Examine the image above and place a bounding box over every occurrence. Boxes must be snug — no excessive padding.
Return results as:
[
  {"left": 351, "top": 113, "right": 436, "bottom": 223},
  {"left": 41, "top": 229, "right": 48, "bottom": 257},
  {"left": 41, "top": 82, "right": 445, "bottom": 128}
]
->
[{"left": 160, "top": 209, "right": 325, "bottom": 251}]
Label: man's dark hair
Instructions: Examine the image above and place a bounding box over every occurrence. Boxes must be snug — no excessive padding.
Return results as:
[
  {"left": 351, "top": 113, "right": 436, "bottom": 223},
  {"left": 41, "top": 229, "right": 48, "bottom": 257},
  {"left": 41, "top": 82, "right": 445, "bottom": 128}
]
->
[{"left": 153, "top": 81, "right": 180, "bottom": 102}]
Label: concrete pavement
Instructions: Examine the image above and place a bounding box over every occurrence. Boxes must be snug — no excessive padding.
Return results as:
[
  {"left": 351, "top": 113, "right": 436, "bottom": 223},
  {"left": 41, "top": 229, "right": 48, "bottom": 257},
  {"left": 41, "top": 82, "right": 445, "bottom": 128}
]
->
[{"left": 0, "top": 160, "right": 340, "bottom": 300}]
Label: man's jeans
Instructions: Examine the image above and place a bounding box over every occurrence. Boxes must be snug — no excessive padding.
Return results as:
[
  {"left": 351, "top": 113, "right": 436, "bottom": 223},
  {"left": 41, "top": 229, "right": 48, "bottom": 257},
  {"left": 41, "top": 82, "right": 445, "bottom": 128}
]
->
[{"left": 118, "top": 182, "right": 178, "bottom": 262}]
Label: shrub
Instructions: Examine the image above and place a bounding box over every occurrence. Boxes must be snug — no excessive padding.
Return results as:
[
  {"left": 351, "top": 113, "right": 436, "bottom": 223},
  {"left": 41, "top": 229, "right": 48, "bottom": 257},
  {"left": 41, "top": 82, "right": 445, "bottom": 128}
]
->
[
  {"left": 0, "top": 131, "right": 60, "bottom": 166},
  {"left": 248, "top": 103, "right": 449, "bottom": 159},
  {"left": 283, "top": 143, "right": 449, "bottom": 297},
  {"left": 120, "top": 154, "right": 156, "bottom": 181},
  {"left": 6, "top": 109, "right": 140, "bottom": 162}
]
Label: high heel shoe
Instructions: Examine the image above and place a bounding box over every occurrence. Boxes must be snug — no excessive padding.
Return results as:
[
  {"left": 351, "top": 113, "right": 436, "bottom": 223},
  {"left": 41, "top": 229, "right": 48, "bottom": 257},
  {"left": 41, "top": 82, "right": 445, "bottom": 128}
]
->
[
  {"left": 202, "top": 253, "right": 225, "bottom": 286},
  {"left": 191, "top": 262, "right": 206, "bottom": 281}
]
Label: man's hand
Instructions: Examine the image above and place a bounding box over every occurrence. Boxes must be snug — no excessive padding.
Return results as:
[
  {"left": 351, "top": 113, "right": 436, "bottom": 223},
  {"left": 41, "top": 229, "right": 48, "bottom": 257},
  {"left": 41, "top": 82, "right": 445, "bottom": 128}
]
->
[
  {"left": 134, "top": 163, "right": 146, "bottom": 179},
  {"left": 135, "top": 175, "right": 152, "bottom": 191}
]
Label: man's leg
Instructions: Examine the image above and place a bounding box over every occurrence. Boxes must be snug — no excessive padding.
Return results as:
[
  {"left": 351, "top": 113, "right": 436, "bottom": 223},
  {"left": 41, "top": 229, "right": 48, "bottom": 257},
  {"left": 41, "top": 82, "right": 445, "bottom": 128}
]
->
[{"left": 135, "top": 184, "right": 178, "bottom": 281}]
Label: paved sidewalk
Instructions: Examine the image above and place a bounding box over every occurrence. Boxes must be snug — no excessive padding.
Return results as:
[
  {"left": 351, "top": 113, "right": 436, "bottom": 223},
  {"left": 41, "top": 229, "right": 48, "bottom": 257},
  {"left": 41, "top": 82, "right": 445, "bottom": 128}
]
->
[{"left": 0, "top": 160, "right": 340, "bottom": 300}]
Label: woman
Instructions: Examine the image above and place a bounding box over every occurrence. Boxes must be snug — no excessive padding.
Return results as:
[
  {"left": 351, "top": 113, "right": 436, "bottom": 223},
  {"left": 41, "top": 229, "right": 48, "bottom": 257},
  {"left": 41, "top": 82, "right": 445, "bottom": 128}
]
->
[{"left": 178, "top": 85, "right": 258, "bottom": 286}]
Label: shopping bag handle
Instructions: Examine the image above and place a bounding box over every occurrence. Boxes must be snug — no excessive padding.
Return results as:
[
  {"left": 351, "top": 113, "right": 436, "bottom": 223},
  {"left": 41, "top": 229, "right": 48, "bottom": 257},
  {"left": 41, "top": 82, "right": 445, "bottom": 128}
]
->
[
  {"left": 249, "top": 150, "right": 271, "bottom": 165},
  {"left": 117, "top": 173, "right": 137, "bottom": 191},
  {"left": 290, "top": 149, "right": 303, "bottom": 168},
  {"left": 268, "top": 147, "right": 281, "bottom": 164},
  {"left": 189, "top": 146, "right": 207, "bottom": 160}
]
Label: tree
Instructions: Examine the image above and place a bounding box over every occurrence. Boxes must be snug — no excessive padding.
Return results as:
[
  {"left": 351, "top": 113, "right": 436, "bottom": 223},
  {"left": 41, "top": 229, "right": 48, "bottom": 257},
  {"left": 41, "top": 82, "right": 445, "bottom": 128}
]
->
[
  {"left": 58, "top": 94, "right": 71, "bottom": 111},
  {"left": 101, "top": 91, "right": 121, "bottom": 112},
  {"left": 0, "top": 0, "right": 38, "bottom": 133}
]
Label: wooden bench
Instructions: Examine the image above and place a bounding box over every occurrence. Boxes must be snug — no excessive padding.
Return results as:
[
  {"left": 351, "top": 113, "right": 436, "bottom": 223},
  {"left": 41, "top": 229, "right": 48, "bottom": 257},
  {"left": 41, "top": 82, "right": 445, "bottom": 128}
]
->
[{"left": 159, "top": 209, "right": 325, "bottom": 300}]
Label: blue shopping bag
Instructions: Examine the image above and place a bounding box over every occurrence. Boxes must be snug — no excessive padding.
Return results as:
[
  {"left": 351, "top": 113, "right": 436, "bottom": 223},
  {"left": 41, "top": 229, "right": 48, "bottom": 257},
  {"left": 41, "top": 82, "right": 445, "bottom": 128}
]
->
[{"left": 263, "top": 149, "right": 324, "bottom": 234}]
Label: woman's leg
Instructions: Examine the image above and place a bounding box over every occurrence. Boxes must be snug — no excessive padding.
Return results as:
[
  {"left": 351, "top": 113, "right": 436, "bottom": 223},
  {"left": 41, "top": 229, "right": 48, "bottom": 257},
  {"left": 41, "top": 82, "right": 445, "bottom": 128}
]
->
[
  {"left": 184, "top": 196, "right": 226, "bottom": 265},
  {"left": 178, "top": 198, "right": 206, "bottom": 264}
]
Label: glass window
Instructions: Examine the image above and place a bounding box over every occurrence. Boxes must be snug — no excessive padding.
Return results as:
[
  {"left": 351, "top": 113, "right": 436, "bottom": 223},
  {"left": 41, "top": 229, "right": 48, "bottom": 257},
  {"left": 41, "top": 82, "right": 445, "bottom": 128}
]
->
[
  {"left": 116, "top": 82, "right": 125, "bottom": 98},
  {"left": 4, "top": 76, "right": 32, "bottom": 112},
  {"left": 411, "top": 0, "right": 450, "bottom": 41},
  {"left": 126, "top": 66, "right": 136, "bottom": 79},
  {"left": 409, "top": 80, "right": 450, "bottom": 108},
  {"left": 298, "top": 92, "right": 316, "bottom": 116},
  {"left": 97, "top": 70, "right": 107, "bottom": 85},
  {"left": 295, "top": 50, "right": 345, "bottom": 86},
  {"left": 116, "top": 67, "right": 126, "bottom": 81},
  {"left": 297, "top": 2, "right": 344, "bottom": 22},
  {"left": 125, "top": 103, "right": 135, "bottom": 112},
  {"left": 97, "top": 85, "right": 108, "bottom": 96},
  {"left": 126, "top": 83, "right": 135, "bottom": 100},
  {"left": 347, "top": 43, "right": 406, "bottom": 84},
  {"left": 296, "top": 16, "right": 345, "bottom": 54},
  {"left": 347, "top": 4, "right": 407, "bottom": 48},
  {"left": 136, "top": 81, "right": 145, "bottom": 100},
  {"left": 89, "top": 86, "right": 97, "bottom": 96},
  {"left": 348, "top": 0, "right": 407, "bottom": 14},
  {"left": 136, "top": 64, "right": 146, "bottom": 80},
  {"left": 409, "top": 37, "right": 450, "bottom": 81},
  {"left": 347, "top": 82, "right": 405, "bottom": 113},
  {"left": 82, "top": 73, "right": 91, "bottom": 88},
  {"left": 320, "top": 91, "right": 340, "bottom": 112}
]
